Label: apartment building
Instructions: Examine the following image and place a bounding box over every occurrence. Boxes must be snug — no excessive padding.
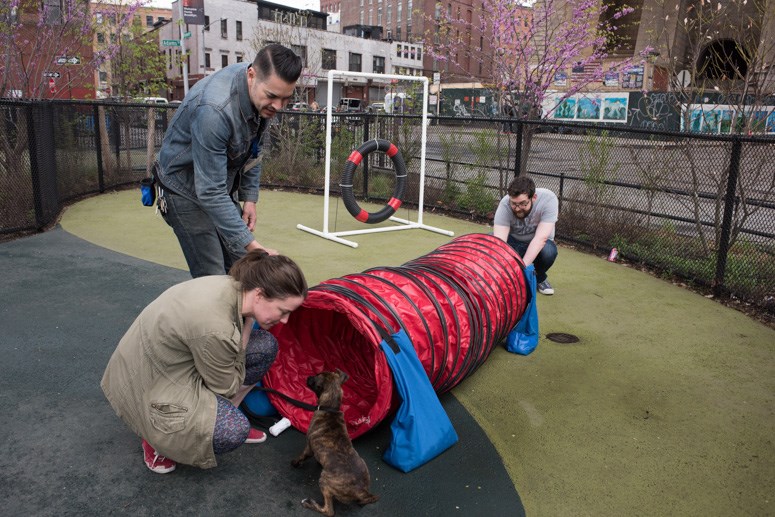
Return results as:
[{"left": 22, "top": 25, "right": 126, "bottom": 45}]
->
[
  {"left": 91, "top": 2, "right": 172, "bottom": 99},
  {"left": 338, "top": 0, "right": 497, "bottom": 83},
  {"left": 160, "top": 0, "right": 425, "bottom": 104}
]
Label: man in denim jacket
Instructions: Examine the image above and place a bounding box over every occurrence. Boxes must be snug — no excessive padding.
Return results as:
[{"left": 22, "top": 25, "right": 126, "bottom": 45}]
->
[{"left": 156, "top": 44, "right": 302, "bottom": 277}]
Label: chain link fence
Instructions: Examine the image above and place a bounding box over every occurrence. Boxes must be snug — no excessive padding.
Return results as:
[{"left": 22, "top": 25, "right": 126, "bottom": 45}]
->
[{"left": 2, "top": 99, "right": 773, "bottom": 317}]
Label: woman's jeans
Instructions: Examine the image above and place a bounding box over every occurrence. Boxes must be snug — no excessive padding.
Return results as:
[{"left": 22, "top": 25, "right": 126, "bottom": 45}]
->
[{"left": 506, "top": 236, "right": 558, "bottom": 283}]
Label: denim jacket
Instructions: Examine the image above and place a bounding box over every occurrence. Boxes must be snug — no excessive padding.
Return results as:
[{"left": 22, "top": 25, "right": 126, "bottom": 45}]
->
[{"left": 157, "top": 63, "right": 269, "bottom": 254}]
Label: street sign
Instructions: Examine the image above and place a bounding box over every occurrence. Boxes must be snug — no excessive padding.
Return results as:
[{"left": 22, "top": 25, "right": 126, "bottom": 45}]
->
[
  {"left": 163, "top": 39, "right": 181, "bottom": 47},
  {"left": 183, "top": 31, "right": 192, "bottom": 39},
  {"left": 55, "top": 56, "right": 80, "bottom": 65},
  {"left": 677, "top": 69, "right": 692, "bottom": 88},
  {"left": 43, "top": 71, "right": 61, "bottom": 78}
]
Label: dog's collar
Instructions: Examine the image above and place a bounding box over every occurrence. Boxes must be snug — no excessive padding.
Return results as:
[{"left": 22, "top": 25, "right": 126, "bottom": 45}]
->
[{"left": 315, "top": 405, "right": 342, "bottom": 414}]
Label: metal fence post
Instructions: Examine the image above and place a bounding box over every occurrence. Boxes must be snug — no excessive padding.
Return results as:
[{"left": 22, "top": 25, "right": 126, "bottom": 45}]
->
[
  {"left": 363, "top": 115, "right": 370, "bottom": 200},
  {"left": 25, "top": 102, "right": 59, "bottom": 230},
  {"left": 93, "top": 105, "right": 105, "bottom": 193},
  {"left": 513, "top": 120, "right": 523, "bottom": 177},
  {"left": 713, "top": 137, "right": 742, "bottom": 296},
  {"left": 559, "top": 172, "right": 565, "bottom": 212}
]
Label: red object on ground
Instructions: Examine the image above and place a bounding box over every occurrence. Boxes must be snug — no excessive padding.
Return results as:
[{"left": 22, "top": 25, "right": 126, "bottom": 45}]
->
[{"left": 266, "top": 234, "right": 529, "bottom": 438}]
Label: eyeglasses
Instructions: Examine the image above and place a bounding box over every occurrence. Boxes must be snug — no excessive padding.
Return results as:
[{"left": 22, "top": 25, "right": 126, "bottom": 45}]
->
[{"left": 509, "top": 199, "right": 531, "bottom": 209}]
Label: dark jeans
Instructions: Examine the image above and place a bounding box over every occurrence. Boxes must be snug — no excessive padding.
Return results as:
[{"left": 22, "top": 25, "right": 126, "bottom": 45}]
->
[
  {"left": 159, "top": 189, "right": 245, "bottom": 278},
  {"left": 507, "top": 236, "right": 558, "bottom": 283}
]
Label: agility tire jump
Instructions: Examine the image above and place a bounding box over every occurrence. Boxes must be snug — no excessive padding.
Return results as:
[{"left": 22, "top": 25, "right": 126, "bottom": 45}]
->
[{"left": 340, "top": 139, "right": 407, "bottom": 224}]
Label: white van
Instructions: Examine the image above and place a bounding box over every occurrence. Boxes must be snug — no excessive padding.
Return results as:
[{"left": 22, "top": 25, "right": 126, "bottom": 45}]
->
[{"left": 140, "top": 97, "right": 168, "bottom": 104}]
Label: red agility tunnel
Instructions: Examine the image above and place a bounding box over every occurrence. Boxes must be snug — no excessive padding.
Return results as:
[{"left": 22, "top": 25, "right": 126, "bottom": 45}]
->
[{"left": 265, "top": 233, "right": 529, "bottom": 438}]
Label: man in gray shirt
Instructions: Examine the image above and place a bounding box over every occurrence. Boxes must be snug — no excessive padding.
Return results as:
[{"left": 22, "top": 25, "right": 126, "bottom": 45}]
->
[{"left": 493, "top": 176, "right": 559, "bottom": 295}]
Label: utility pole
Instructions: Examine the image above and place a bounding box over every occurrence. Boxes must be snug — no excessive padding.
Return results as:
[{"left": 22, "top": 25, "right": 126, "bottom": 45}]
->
[{"left": 177, "top": 0, "right": 189, "bottom": 95}]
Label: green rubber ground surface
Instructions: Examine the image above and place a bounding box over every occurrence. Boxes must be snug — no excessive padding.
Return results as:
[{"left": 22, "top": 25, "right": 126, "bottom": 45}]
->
[{"left": 1, "top": 189, "right": 771, "bottom": 516}]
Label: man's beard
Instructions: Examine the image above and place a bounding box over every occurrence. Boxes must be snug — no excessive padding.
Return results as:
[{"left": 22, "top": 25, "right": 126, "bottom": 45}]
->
[{"left": 513, "top": 207, "right": 532, "bottom": 220}]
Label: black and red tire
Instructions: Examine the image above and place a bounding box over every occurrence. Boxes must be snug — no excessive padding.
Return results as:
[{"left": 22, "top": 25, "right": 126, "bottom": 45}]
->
[{"left": 340, "top": 139, "right": 407, "bottom": 224}]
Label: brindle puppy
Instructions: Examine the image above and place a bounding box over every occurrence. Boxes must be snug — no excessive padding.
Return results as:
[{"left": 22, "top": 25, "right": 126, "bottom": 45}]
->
[{"left": 291, "top": 370, "right": 379, "bottom": 516}]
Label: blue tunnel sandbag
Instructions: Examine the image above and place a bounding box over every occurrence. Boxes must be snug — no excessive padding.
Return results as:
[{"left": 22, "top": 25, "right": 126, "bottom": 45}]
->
[{"left": 266, "top": 234, "right": 529, "bottom": 439}]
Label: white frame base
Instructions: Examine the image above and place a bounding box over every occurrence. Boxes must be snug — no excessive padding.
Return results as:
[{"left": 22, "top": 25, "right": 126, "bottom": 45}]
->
[{"left": 296, "top": 70, "right": 454, "bottom": 249}]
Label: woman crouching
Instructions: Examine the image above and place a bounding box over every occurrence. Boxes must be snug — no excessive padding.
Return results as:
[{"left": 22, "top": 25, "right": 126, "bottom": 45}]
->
[{"left": 101, "top": 250, "right": 307, "bottom": 473}]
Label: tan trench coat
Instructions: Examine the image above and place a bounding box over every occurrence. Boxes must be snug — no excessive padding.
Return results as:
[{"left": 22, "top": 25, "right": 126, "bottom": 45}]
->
[{"left": 101, "top": 275, "right": 246, "bottom": 469}]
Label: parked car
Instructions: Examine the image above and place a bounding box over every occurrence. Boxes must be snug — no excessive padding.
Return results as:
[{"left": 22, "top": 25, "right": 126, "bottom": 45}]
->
[
  {"left": 138, "top": 97, "right": 169, "bottom": 104},
  {"left": 367, "top": 102, "right": 385, "bottom": 113},
  {"left": 289, "top": 102, "right": 310, "bottom": 111},
  {"left": 337, "top": 98, "right": 363, "bottom": 112}
]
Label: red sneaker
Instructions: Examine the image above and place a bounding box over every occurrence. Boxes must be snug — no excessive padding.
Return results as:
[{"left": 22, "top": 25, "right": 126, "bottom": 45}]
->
[
  {"left": 245, "top": 427, "right": 267, "bottom": 444},
  {"left": 141, "top": 439, "right": 176, "bottom": 474}
]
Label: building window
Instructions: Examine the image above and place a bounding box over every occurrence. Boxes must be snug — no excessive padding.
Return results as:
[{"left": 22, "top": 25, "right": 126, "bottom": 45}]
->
[
  {"left": 97, "top": 33, "right": 105, "bottom": 44},
  {"left": 416, "top": 46, "right": 421, "bottom": 60},
  {"left": 221, "top": 18, "right": 228, "bottom": 38},
  {"left": 236, "top": 54, "right": 243, "bottom": 63},
  {"left": 396, "top": 27, "right": 401, "bottom": 39},
  {"left": 221, "top": 54, "right": 228, "bottom": 68},
  {"left": 373, "top": 55, "right": 385, "bottom": 74},
  {"left": 146, "top": 15, "right": 153, "bottom": 26},
  {"left": 95, "top": 12, "right": 103, "bottom": 24},
  {"left": 349, "top": 52, "right": 362, "bottom": 72},
  {"left": 43, "top": 0, "right": 62, "bottom": 24},
  {"left": 291, "top": 45, "right": 307, "bottom": 67},
  {"left": 205, "top": 53, "right": 211, "bottom": 69},
  {"left": 322, "top": 48, "right": 336, "bottom": 70},
  {"left": 236, "top": 21, "right": 242, "bottom": 41},
  {"left": 99, "top": 71, "right": 108, "bottom": 83},
  {"left": 397, "top": 2, "right": 402, "bottom": 23}
]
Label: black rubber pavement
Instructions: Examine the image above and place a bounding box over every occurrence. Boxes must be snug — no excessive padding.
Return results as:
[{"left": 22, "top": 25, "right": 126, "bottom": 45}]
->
[{"left": 0, "top": 228, "right": 524, "bottom": 516}]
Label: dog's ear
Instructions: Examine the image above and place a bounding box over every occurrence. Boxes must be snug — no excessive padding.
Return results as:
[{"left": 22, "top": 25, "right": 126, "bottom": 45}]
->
[{"left": 336, "top": 368, "right": 349, "bottom": 383}]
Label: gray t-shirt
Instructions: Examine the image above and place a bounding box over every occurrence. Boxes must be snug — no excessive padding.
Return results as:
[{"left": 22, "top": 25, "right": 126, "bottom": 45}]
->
[{"left": 494, "top": 187, "right": 558, "bottom": 242}]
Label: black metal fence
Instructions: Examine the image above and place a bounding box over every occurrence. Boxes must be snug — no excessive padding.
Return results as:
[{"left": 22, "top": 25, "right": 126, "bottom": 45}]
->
[{"left": 2, "top": 99, "right": 774, "bottom": 316}]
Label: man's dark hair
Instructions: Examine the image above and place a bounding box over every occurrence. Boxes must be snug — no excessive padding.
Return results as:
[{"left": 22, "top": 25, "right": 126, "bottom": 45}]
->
[
  {"left": 507, "top": 176, "right": 536, "bottom": 198},
  {"left": 252, "top": 44, "right": 303, "bottom": 83}
]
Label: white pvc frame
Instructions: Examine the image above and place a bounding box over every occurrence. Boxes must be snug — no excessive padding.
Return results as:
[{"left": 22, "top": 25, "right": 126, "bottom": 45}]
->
[{"left": 296, "top": 70, "right": 454, "bottom": 248}]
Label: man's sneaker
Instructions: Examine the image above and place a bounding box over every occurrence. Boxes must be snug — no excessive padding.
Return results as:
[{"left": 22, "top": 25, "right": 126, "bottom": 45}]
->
[
  {"left": 537, "top": 280, "right": 554, "bottom": 295},
  {"left": 245, "top": 427, "right": 267, "bottom": 444},
  {"left": 142, "top": 439, "right": 176, "bottom": 474}
]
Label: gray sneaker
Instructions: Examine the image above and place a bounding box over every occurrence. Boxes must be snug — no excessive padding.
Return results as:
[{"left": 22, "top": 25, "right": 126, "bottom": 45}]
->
[{"left": 537, "top": 280, "right": 554, "bottom": 295}]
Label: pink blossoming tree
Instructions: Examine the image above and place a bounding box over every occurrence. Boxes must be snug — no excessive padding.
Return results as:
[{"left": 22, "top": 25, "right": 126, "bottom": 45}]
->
[{"left": 426, "top": 0, "right": 653, "bottom": 174}]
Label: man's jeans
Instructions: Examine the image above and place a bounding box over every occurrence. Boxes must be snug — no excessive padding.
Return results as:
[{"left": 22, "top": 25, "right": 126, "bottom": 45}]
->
[
  {"left": 506, "top": 236, "right": 558, "bottom": 283},
  {"left": 160, "top": 190, "right": 245, "bottom": 278}
]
